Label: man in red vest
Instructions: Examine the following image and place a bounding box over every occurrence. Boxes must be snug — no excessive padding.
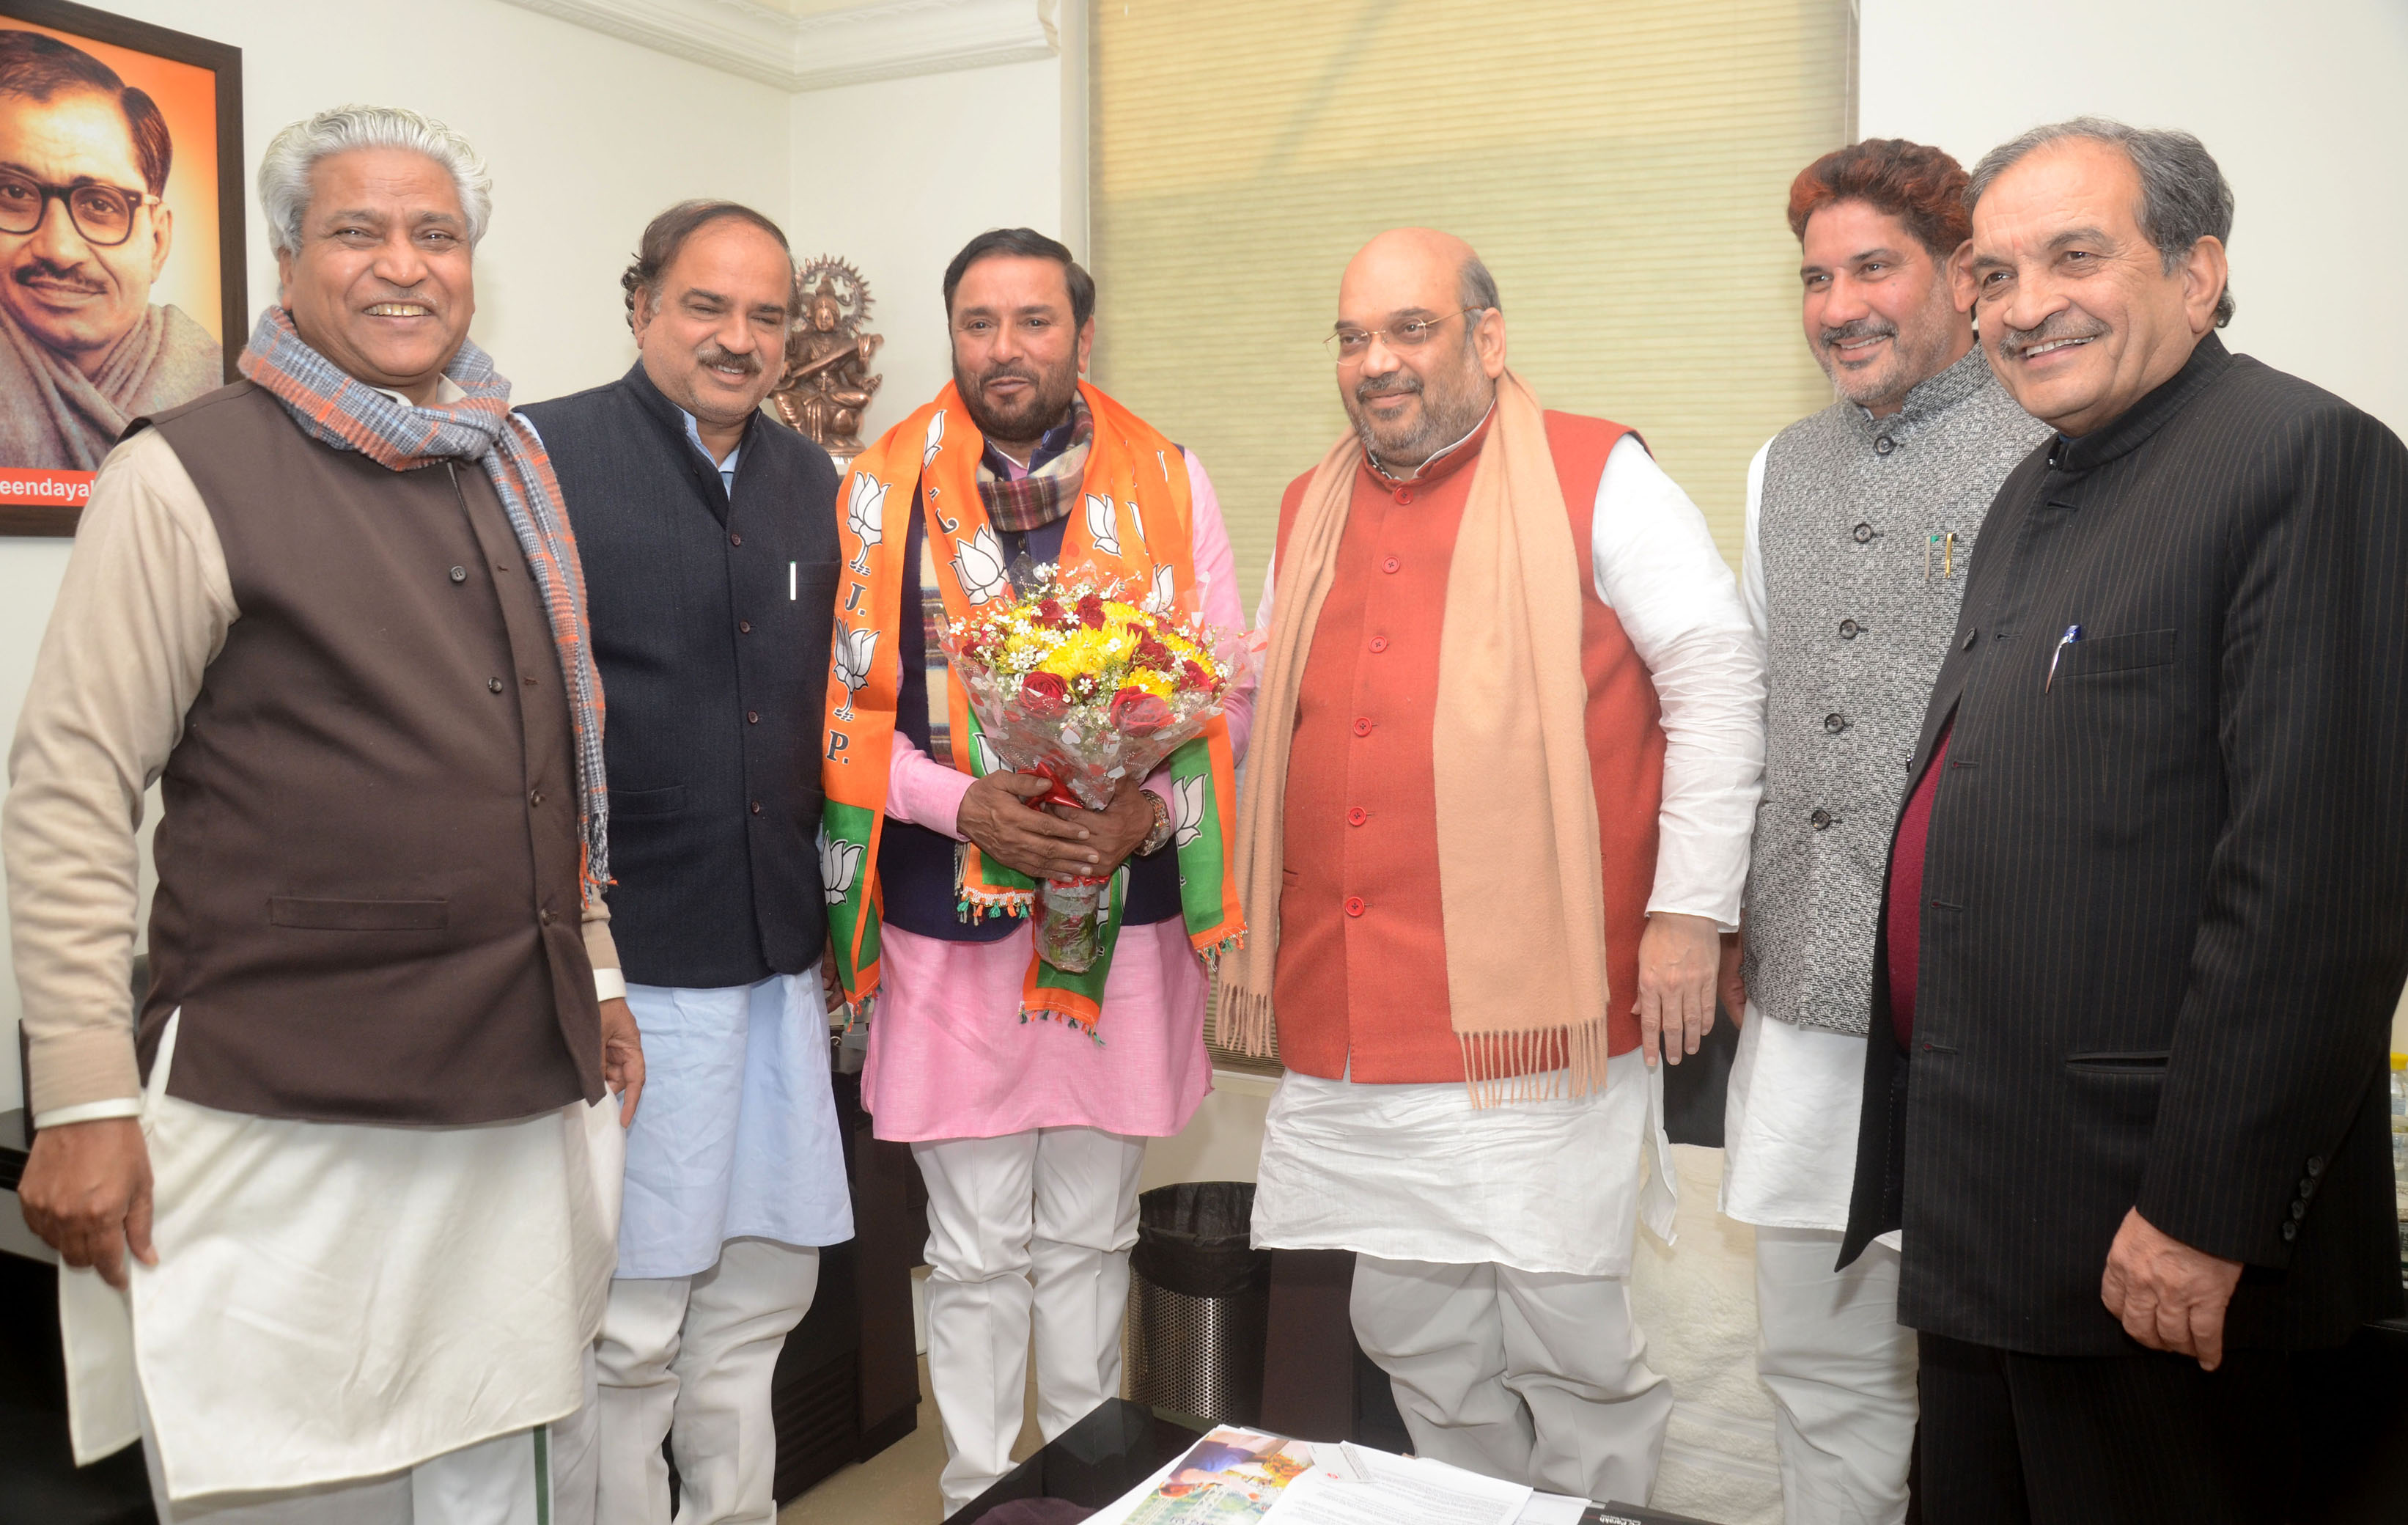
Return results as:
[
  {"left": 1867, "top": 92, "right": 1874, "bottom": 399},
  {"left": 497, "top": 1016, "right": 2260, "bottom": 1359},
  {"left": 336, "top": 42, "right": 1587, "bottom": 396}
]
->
[{"left": 1229, "top": 229, "right": 1764, "bottom": 1504}]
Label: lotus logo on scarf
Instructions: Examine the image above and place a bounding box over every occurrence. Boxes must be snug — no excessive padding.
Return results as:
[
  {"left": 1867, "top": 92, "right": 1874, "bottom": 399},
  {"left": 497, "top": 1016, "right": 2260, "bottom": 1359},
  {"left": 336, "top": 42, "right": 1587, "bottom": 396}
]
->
[
  {"left": 1124, "top": 499, "right": 1146, "bottom": 548},
  {"left": 845, "top": 473, "right": 886, "bottom": 576},
  {"left": 1145, "top": 564, "right": 1176, "bottom": 613},
  {"left": 1173, "top": 774, "right": 1207, "bottom": 848},
  {"left": 952, "top": 524, "right": 1009, "bottom": 605},
  {"left": 1083, "top": 493, "right": 1120, "bottom": 557},
  {"left": 832, "top": 619, "right": 879, "bottom": 720},
  {"left": 968, "top": 730, "right": 1002, "bottom": 777},
  {"left": 924, "top": 408, "right": 946, "bottom": 466},
  {"left": 818, "top": 828, "right": 861, "bottom": 905}
]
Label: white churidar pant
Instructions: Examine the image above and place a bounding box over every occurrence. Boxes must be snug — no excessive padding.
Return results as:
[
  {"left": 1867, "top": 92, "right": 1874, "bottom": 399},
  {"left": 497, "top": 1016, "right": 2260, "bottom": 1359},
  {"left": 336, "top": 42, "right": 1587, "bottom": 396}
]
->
[
  {"left": 589, "top": 1238, "right": 821, "bottom": 1525},
  {"left": 136, "top": 1386, "right": 550, "bottom": 1524},
  {"left": 913, "top": 1125, "right": 1147, "bottom": 1513},
  {"left": 1752, "top": 1228, "right": 1915, "bottom": 1525},
  {"left": 1349, "top": 1254, "right": 1674, "bottom": 1506}
]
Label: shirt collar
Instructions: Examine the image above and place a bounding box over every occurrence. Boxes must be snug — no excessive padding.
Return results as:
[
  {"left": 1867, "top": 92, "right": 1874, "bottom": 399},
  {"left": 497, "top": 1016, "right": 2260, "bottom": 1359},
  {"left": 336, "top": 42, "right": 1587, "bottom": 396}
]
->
[
  {"left": 2047, "top": 331, "right": 2231, "bottom": 475},
  {"left": 681, "top": 407, "right": 740, "bottom": 477},
  {"left": 1855, "top": 343, "right": 1993, "bottom": 434},
  {"left": 1366, "top": 399, "right": 1498, "bottom": 487},
  {"left": 372, "top": 376, "right": 466, "bottom": 408}
]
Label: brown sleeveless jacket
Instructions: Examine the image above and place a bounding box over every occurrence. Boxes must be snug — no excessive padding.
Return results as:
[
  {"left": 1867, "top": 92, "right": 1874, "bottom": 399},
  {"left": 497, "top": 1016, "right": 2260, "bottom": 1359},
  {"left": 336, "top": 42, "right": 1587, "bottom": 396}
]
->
[{"left": 134, "top": 382, "right": 600, "bottom": 1124}]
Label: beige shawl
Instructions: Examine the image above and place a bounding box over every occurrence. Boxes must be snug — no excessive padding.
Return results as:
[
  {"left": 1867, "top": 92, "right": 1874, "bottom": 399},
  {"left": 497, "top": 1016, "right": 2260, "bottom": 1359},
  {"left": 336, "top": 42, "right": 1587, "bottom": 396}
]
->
[{"left": 1220, "top": 372, "right": 1611, "bottom": 1103}]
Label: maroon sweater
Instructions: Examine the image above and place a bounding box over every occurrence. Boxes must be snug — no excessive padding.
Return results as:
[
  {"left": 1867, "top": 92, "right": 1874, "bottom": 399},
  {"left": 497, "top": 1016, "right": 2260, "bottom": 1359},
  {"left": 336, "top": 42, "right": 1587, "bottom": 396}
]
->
[{"left": 1885, "top": 729, "right": 1950, "bottom": 1049}]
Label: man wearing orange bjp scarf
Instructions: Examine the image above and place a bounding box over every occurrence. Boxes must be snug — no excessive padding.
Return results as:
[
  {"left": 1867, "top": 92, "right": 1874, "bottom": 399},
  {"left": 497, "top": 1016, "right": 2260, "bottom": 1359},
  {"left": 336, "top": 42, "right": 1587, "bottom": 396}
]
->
[{"left": 818, "top": 227, "right": 1252, "bottom": 1515}]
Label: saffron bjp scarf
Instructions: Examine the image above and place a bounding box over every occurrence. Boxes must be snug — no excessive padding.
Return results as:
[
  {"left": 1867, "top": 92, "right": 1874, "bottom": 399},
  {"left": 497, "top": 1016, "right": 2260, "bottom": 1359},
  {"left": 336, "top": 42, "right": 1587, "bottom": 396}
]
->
[
  {"left": 820, "top": 380, "right": 1245, "bottom": 1037},
  {"left": 1220, "top": 371, "right": 1611, "bottom": 1104},
  {"left": 238, "top": 306, "right": 611, "bottom": 904}
]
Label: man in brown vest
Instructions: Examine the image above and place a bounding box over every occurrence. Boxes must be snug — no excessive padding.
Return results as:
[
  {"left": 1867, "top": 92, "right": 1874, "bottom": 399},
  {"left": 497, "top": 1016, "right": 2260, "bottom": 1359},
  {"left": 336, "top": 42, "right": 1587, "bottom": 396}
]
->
[
  {"left": 6, "top": 106, "right": 641, "bottom": 1523},
  {"left": 1230, "top": 229, "right": 1764, "bottom": 1505}
]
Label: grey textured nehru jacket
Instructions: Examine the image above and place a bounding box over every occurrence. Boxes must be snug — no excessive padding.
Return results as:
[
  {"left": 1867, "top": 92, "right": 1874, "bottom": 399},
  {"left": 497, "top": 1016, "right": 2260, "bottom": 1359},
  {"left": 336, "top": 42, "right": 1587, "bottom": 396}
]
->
[{"left": 1741, "top": 347, "right": 2048, "bottom": 1036}]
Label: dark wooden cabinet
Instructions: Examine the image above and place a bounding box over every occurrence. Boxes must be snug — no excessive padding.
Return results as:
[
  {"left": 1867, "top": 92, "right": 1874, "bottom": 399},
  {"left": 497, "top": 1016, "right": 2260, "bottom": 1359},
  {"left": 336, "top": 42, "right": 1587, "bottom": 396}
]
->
[{"left": 768, "top": 1065, "right": 927, "bottom": 1504}]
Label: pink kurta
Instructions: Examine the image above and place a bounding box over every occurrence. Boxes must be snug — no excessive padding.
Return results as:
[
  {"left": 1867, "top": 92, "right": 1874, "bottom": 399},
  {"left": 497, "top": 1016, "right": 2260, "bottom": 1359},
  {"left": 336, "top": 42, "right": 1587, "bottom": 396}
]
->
[{"left": 861, "top": 451, "right": 1253, "bottom": 1142}]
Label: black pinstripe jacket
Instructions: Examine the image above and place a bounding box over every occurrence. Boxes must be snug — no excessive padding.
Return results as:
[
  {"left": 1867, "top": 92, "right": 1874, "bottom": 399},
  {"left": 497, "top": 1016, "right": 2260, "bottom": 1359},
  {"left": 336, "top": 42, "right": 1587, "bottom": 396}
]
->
[{"left": 1841, "top": 334, "right": 2408, "bottom": 1356}]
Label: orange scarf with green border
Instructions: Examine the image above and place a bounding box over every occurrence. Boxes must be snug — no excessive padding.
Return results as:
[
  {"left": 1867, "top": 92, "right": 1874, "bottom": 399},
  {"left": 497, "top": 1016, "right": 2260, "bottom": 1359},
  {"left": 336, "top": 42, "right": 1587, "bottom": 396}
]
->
[{"left": 820, "top": 381, "right": 1244, "bottom": 1036}]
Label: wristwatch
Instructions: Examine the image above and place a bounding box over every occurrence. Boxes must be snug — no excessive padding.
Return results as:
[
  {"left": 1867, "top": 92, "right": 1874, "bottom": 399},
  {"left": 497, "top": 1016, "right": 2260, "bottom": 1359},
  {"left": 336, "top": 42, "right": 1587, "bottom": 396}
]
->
[{"left": 1135, "top": 790, "right": 1175, "bottom": 857}]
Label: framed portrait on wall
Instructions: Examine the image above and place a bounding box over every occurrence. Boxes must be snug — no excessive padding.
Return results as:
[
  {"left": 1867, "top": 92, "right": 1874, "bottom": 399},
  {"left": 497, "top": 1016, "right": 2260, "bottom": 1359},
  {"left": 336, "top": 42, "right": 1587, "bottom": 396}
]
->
[{"left": 0, "top": 1, "right": 241, "bottom": 534}]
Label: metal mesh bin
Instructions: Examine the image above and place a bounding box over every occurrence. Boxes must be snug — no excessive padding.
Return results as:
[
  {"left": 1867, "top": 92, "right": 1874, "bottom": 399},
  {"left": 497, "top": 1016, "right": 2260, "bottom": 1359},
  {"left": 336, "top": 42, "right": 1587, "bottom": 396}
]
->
[{"left": 1122, "top": 1181, "right": 1271, "bottom": 1425}]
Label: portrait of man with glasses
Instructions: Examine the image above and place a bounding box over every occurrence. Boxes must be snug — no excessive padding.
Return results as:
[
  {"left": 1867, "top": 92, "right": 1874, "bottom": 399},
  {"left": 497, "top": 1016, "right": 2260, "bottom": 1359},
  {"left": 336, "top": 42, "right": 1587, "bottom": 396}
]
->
[{"left": 0, "top": 27, "right": 218, "bottom": 472}]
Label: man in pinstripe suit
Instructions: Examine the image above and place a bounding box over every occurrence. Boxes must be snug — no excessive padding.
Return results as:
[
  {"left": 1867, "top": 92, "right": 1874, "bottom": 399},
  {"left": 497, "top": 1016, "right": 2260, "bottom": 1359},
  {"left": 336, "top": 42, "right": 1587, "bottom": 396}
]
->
[{"left": 1843, "top": 118, "right": 2407, "bottom": 1522}]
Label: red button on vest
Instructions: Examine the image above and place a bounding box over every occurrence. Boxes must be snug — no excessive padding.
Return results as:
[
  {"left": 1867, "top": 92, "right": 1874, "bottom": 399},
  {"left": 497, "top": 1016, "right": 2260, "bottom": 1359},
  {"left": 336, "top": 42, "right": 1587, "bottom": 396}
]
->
[
  {"left": 1344, "top": 895, "right": 1366, "bottom": 917},
  {"left": 1370, "top": 636, "right": 1389, "bottom": 653},
  {"left": 1381, "top": 556, "right": 1401, "bottom": 573},
  {"left": 1347, "top": 806, "right": 1367, "bottom": 826},
  {"left": 1396, "top": 488, "right": 1414, "bottom": 505},
  {"left": 1352, "top": 716, "right": 1373, "bottom": 736}
]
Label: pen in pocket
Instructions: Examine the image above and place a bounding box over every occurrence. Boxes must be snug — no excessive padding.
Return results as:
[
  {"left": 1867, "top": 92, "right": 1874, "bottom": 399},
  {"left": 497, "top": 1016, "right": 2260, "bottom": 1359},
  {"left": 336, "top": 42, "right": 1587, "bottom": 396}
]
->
[{"left": 2046, "top": 623, "right": 2083, "bottom": 691}]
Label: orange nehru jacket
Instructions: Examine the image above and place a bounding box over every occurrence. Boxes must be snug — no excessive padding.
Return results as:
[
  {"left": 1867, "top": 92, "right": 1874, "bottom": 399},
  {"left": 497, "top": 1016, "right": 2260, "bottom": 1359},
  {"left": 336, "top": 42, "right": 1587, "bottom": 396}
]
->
[{"left": 1270, "top": 411, "right": 1664, "bottom": 1084}]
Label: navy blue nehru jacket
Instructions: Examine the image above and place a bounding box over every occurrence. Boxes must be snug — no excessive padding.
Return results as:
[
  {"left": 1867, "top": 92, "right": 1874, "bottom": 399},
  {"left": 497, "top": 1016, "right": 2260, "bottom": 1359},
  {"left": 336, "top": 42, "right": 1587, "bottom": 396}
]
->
[{"left": 523, "top": 362, "right": 842, "bottom": 989}]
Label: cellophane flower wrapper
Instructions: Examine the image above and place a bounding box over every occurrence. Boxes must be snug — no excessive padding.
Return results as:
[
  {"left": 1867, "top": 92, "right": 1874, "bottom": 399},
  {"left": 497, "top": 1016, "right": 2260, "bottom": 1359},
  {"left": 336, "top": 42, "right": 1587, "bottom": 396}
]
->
[
  {"left": 940, "top": 567, "right": 1248, "bottom": 813},
  {"left": 941, "top": 567, "right": 1247, "bottom": 971}
]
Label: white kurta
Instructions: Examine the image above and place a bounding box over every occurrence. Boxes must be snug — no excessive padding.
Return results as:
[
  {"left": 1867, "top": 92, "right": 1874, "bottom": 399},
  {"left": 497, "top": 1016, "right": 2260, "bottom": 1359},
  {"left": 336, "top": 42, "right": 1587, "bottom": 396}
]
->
[
  {"left": 1251, "top": 1050, "right": 1674, "bottom": 1276},
  {"left": 1246, "top": 431, "right": 1763, "bottom": 1274},
  {"left": 60, "top": 1013, "right": 625, "bottom": 1502},
  {"left": 615, "top": 970, "right": 853, "bottom": 1279}
]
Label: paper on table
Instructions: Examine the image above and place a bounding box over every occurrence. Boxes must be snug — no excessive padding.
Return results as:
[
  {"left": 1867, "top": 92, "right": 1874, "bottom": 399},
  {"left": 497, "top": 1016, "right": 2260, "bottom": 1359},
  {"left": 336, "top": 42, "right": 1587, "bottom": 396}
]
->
[
  {"left": 1513, "top": 1493, "right": 1593, "bottom": 1525},
  {"left": 1268, "top": 1445, "right": 1531, "bottom": 1525},
  {"left": 1111, "top": 1427, "right": 1319, "bottom": 1524}
]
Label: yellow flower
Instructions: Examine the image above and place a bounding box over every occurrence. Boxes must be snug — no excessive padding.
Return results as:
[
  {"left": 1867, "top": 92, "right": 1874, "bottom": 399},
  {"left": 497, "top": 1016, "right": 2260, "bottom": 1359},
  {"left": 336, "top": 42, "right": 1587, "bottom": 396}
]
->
[
  {"left": 1039, "top": 628, "right": 1116, "bottom": 678},
  {"left": 1119, "top": 668, "right": 1174, "bottom": 699}
]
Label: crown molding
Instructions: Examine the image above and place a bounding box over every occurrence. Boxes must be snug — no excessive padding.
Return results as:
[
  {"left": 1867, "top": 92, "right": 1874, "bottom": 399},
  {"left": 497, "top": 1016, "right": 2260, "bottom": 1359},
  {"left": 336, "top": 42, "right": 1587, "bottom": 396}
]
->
[{"left": 497, "top": 0, "right": 1058, "bottom": 92}]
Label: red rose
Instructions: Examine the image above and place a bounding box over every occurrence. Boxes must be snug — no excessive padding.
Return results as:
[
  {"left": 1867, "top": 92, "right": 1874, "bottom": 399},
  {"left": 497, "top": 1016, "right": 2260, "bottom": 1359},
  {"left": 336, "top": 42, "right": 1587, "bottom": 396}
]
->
[
  {"left": 1037, "top": 598, "right": 1069, "bottom": 627},
  {"left": 1020, "top": 671, "right": 1070, "bottom": 718},
  {"left": 1135, "top": 635, "right": 1174, "bottom": 669},
  {"left": 1108, "top": 686, "right": 1172, "bottom": 738},
  {"left": 1075, "top": 593, "right": 1108, "bottom": 630},
  {"left": 1179, "top": 660, "right": 1213, "bottom": 694}
]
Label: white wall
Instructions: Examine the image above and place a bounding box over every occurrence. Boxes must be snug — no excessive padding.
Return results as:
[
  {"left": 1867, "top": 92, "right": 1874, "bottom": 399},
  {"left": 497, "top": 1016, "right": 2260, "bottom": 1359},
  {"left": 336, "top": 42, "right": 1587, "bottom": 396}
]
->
[
  {"left": 787, "top": 53, "right": 1068, "bottom": 445},
  {"left": 1860, "top": 0, "right": 2408, "bottom": 1054},
  {"left": 0, "top": 0, "right": 798, "bottom": 1107},
  {"left": 1861, "top": 0, "right": 2408, "bottom": 438}
]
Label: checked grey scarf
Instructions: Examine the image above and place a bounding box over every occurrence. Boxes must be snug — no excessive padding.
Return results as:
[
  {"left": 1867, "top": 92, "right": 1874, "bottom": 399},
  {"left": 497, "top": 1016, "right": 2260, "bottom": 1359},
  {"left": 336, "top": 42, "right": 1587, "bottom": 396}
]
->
[
  {"left": 238, "top": 306, "right": 612, "bottom": 903},
  {"left": 975, "top": 389, "right": 1093, "bottom": 531}
]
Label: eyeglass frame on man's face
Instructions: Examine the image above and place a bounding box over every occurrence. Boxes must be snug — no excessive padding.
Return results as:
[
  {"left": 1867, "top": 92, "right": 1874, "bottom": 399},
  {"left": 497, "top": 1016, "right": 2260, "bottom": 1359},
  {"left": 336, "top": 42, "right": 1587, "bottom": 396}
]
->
[
  {"left": 1326, "top": 306, "right": 1484, "bottom": 366},
  {"left": 0, "top": 171, "right": 160, "bottom": 249}
]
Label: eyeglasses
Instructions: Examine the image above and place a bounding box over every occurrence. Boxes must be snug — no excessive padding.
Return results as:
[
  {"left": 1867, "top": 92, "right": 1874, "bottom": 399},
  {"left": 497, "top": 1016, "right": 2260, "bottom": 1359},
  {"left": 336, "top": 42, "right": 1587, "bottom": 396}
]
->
[
  {"left": 1325, "top": 308, "right": 1484, "bottom": 364},
  {"left": 0, "top": 172, "right": 159, "bottom": 248}
]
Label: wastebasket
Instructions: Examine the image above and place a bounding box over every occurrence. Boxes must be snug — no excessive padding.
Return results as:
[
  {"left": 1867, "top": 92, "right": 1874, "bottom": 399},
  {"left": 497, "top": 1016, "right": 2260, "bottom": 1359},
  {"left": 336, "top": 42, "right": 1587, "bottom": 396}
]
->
[{"left": 1122, "top": 1181, "right": 1271, "bottom": 1425}]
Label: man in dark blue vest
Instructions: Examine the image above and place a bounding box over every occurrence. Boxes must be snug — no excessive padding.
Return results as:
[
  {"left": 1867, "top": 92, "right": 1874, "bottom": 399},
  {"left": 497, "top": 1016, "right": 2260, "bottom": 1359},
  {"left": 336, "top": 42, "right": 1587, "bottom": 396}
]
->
[{"left": 523, "top": 201, "right": 849, "bottom": 1525}]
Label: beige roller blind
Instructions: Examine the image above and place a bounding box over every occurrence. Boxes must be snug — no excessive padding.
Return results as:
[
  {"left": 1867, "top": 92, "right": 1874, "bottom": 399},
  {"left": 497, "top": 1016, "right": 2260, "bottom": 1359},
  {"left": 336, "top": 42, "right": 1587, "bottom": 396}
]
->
[{"left": 1091, "top": 0, "right": 1855, "bottom": 598}]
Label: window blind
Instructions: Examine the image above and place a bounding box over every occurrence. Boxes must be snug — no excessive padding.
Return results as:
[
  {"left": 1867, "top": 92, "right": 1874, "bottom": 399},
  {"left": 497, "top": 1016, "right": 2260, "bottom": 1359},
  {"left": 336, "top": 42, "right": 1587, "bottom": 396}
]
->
[{"left": 1091, "top": 0, "right": 1855, "bottom": 598}]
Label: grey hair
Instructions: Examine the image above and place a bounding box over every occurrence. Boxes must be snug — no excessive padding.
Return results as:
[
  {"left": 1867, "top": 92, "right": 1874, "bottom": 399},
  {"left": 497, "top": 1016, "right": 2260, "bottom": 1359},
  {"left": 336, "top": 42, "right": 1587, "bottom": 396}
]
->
[
  {"left": 1966, "top": 117, "right": 2234, "bottom": 327},
  {"left": 257, "top": 105, "right": 493, "bottom": 257},
  {"left": 1459, "top": 257, "right": 1501, "bottom": 316}
]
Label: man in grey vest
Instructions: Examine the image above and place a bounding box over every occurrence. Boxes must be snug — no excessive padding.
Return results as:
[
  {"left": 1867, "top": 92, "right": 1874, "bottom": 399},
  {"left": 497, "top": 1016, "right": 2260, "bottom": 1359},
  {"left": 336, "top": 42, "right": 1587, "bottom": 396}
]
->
[
  {"left": 7, "top": 106, "right": 641, "bottom": 1522},
  {"left": 523, "top": 202, "right": 850, "bottom": 1525},
  {"left": 1720, "top": 139, "right": 2046, "bottom": 1524}
]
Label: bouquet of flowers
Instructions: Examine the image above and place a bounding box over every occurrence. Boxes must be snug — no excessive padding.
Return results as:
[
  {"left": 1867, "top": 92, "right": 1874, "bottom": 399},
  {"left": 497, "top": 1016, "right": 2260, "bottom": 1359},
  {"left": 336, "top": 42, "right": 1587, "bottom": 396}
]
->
[{"left": 941, "top": 565, "right": 1243, "bottom": 971}]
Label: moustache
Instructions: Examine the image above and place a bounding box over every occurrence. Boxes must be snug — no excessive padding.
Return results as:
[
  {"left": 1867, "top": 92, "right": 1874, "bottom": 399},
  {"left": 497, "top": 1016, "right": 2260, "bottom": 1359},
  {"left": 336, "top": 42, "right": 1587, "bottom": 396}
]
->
[
  {"left": 696, "top": 342, "right": 762, "bottom": 377},
  {"left": 1997, "top": 313, "right": 2110, "bottom": 359},
  {"left": 1354, "top": 372, "right": 1424, "bottom": 405},
  {"left": 975, "top": 363, "right": 1040, "bottom": 392},
  {"left": 1819, "top": 318, "right": 1898, "bottom": 348},
  {"left": 14, "top": 257, "right": 103, "bottom": 295}
]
